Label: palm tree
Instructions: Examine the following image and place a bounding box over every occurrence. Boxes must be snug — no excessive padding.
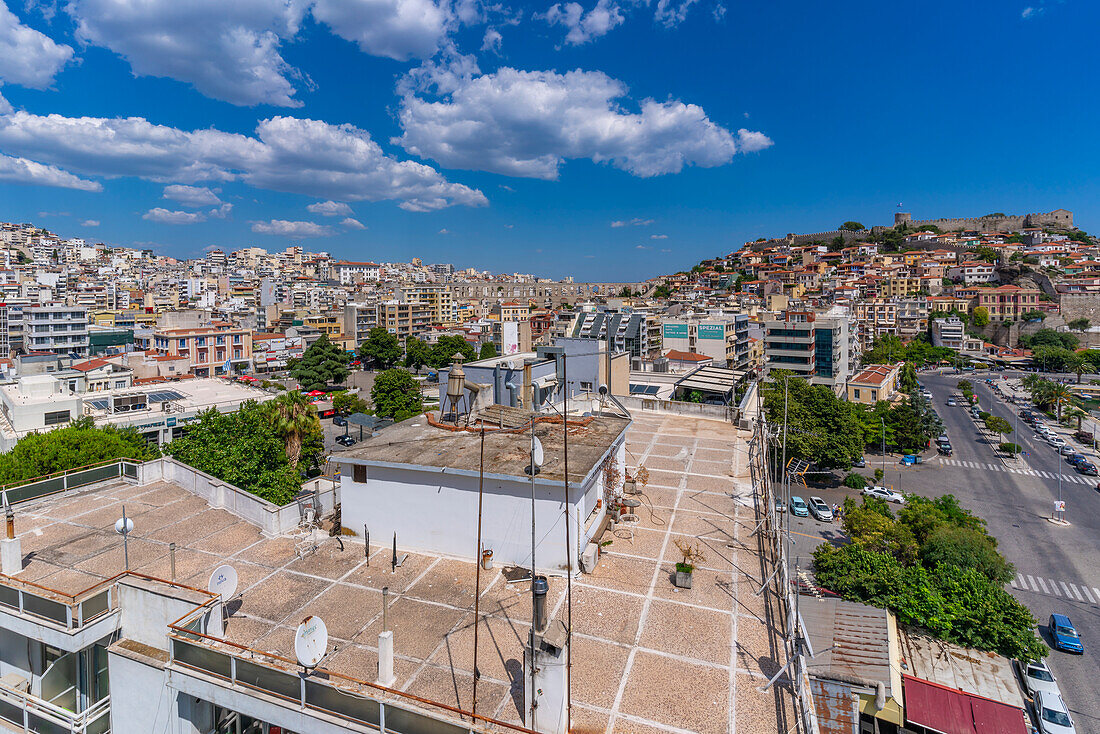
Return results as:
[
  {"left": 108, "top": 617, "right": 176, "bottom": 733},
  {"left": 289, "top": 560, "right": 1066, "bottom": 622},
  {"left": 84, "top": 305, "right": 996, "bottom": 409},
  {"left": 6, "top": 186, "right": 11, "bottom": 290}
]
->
[
  {"left": 269, "top": 390, "right": 320, "bottom": 468},
  {"left": 1066, "top": 351, "right": 1088, "bottom": 384},
  {"left": 1048, "top": 383, "right": 1073, "bottom": 421}
]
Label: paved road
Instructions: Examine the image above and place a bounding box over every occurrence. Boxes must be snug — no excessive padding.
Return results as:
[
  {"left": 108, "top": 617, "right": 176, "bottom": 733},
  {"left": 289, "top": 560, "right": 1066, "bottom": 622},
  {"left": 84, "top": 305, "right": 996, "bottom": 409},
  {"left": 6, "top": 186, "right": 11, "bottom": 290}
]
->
[
  {"left": 780, "top": 371, "right": 1100, "bottom": 731},
  {"left": 919, "top": 372, "right": 1100, "bottom": 732}
]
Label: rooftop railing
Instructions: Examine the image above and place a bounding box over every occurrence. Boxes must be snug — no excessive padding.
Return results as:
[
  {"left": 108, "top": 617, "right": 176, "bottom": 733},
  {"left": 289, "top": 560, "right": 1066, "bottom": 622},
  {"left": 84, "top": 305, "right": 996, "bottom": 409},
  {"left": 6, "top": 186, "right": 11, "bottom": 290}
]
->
[{"left": 0, "top": 686, "right": 110, "bottom": 734}]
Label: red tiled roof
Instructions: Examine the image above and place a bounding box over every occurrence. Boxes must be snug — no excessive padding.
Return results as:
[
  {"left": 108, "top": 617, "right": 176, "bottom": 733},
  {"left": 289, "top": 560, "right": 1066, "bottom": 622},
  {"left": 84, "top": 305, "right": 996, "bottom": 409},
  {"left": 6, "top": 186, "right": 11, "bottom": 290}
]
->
[{"left": 664, "top": 350, "right": 711, "bottom": 362}]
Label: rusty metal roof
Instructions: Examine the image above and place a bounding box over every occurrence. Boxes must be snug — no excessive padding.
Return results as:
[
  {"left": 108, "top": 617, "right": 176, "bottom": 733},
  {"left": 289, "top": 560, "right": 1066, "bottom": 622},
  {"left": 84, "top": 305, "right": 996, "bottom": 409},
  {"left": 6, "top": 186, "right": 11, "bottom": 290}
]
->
[{"left": 801, "top": 596, "right": 894, "bottom": 696}]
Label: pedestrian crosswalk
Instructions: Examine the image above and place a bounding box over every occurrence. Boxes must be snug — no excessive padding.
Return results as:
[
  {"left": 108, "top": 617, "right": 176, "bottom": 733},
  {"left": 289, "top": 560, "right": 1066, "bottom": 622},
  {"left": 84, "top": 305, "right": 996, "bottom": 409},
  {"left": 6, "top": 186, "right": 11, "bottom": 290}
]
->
[
  {"left": 1012, "top": 573, "right": 1100, "bottom": 603},
  {"left": 938, "top": 457, "right": 1095, "bottom": 484}
]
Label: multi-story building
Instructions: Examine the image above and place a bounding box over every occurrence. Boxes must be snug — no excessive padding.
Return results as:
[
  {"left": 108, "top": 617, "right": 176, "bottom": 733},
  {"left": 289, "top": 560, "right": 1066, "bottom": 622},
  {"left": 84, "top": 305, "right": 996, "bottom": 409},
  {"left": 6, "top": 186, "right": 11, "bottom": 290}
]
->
[
  {"left": 151, "top": 323, "right": 252, "bottom": 377},
  {"left": 377, "top": 301, "right": 432, "bottom": 341},
  {"left": 489, "top": 300, "right": 530, "bottom": 322},
  {"left": 763, "top": 309, "right": 852, "bottom": 394},
  {"left": 22, "top": 303, "right": 89, "bottom": 357},
  {"left": 331, "top": 260, "right": 381, "bottom": 285},
  {"left": 568, "top": 309, "right": 659, "bottom": 361},
  {"left": 930, "top": 316, "right": 966, "bottom": 349},
  {"left": 973, "top": 284, "right": 1043, "bottom": 321},
  {"left": 396, "top": 284, "right": 455, "bottom": 324},
  {"left": 947, "top": 261, "right": 997, "bottom": 285},
  {"left": 659, "top": 315, "right": 750, "bottom": 369}
]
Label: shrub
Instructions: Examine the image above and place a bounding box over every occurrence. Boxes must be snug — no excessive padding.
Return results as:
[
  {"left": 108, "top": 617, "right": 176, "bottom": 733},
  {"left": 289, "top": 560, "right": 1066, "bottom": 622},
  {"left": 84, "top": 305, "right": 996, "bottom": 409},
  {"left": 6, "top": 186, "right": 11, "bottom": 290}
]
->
[
  {"left": 1000, "top": 442, "right": 1021, "bottom": 455},
  {"left": 844, "top": 472, "right": 868, "bottom": 489}
]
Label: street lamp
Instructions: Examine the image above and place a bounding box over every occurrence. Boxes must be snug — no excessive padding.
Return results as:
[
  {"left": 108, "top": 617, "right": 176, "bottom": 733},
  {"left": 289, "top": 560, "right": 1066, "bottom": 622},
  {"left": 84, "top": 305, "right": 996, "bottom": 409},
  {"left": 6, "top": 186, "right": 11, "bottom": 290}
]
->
[{"left": 880, "top": 417, "right": 886, "bottom": 486}]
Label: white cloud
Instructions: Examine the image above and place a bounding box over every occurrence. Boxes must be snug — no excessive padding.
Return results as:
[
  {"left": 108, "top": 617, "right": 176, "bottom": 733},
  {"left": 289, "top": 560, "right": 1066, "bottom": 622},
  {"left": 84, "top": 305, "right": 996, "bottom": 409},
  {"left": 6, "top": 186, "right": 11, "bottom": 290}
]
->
[
  {"left": 654, "top": 0, "right": 700, "bottom": 27},
  {"left": 163, "top": 184, "right": 222, "bottom": 207},
  {"left": 650, "top": 233, "right": 667, "bottom": 239},
  {"left": 80, "top": 219, "right": 99, "bottom": 226},
  {"left": 340, "top": 216, "right": 365, "bottom": 229},
  {"left": 481, "top": 27, "right": 502, "bottom": 52},
  {"left": 541, "top": 0, "right": 625, "bottom": 45},
  {"left": 635, "top": 244, "right": 648, "bottom": 249},
  {"left": 251, "top": 219, "right": 333, "bottom": 236},
  {"left": 67, "top": 0, "right": 307, "bottom": 107},
  {"left": 143, "top": 207, "right": 206, "bottom": 224},
  {"left": 307, "top": 200, "right": 353, "bottom": 216},
  {"left": 1020, "top": 5, "right": 1045, "bottom": 18},
  {"left": 438, "top": 227, "right": 449, "bottom": 234},
  {"left": 611, "top": 218, "right": 653, "bottom": 227},
  {"left": 737, "top": 128, "right": 773, "bottom": 152},
  {"left": 0, "top": 0, "right": 74, "bottom": 89},
  {"left": 311, "top": 0, "right": 451, "bottom": 62},
  {"left": 0, "top": 91, "right": 9, "bottom": 114},
  {"left": 0, "top": 111, "right": 486, "bottom": 209},
  {"left": 396, "top": 66, "right": 765, "bottom": 179},
  {"left": 208, "top": 202, "right": 233, "bottom": 218},
  {"left": 0, "top": 153, "right": 101, "bottom": 190}
]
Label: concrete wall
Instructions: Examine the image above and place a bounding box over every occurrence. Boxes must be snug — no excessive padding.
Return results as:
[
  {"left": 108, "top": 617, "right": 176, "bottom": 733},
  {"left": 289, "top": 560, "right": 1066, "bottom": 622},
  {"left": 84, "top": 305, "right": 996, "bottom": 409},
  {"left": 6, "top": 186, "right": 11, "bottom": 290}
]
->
[
  {"left": 117, "top": 579, "right": 219, "bottom": 651},
  {"left": 0, "top": 626, "right": 34, "bottom": 686},
  {"left": 336, "top": 442, "right": 623, "bottom": 572},
  {"left": 107, "top": 651, "right": 199, "bottom": 734}
]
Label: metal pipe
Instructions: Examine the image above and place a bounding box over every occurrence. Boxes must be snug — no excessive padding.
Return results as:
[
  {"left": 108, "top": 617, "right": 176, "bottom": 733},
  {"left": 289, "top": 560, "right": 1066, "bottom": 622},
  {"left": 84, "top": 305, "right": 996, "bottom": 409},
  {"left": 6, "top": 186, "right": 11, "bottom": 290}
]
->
[
  {"left": 562, "top": 353, "right": 572, "bottom": 732},
  {"left": 472, "top": 425, "right": 486, "bottom": 716},
  {"left": 529, "top": 416, "right": 537, "bottom": 730},
  {"left": 169, "top": 543, "right": 176, "bottom": 583},
  {"left": 382, "top": 586, "right": 389, "bottom": 633}
]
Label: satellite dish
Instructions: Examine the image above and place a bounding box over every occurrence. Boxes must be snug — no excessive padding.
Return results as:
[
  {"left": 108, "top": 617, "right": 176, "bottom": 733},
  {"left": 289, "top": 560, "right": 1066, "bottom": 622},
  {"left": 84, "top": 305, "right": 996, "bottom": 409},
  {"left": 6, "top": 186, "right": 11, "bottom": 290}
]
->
[
  {"left": 532, "top": 436, "right": 544, "bottom": 468},
  {"left": 294, "top": 616, "right": 329, "bottom": 668},
  {"left": 114, "top": 517, "right": 133, "bottom": 535},
  {"left": 207, "top": 564, "right": 238, "bottom": 603},
  {"left": 598, "top": 385, "right": 609, "bottom": 396}
]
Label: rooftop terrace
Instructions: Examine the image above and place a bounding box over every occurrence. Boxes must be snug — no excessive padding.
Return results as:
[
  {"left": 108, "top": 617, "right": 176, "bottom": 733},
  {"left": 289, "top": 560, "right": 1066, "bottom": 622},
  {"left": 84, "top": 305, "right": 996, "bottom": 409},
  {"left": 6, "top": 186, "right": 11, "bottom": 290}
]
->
[{"left": 2, "top": 412, "right": 795, "bottom": 733}]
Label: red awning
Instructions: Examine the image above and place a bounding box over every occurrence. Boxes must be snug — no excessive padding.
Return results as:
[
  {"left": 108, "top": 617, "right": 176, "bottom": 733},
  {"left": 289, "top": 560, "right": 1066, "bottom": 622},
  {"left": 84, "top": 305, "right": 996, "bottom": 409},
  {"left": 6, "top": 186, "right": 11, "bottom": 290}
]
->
[
  {"left": 306, "top": 390, "right": 325, "bottom": 396},
  {"left": 903, "top": 675, "right": 1027, "bottom": 734}
]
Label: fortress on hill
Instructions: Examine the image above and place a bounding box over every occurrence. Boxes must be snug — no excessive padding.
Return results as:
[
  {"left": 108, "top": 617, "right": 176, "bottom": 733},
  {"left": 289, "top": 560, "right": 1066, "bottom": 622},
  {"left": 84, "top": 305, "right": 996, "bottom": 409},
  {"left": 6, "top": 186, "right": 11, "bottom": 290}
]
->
[{"left": 747, "top": 208, "right": 1073, "bottom": 250}]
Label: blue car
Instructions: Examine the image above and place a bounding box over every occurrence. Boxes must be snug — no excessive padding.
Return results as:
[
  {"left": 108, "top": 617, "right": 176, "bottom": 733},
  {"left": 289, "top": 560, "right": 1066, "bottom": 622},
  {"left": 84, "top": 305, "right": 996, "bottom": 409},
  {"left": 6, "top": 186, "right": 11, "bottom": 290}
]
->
[
  {"left": 789, "top": 496, "right": 809, "bottom": 517},
  {"left": 1049, "top": 613, "right": 1084, "bottom": 654}
]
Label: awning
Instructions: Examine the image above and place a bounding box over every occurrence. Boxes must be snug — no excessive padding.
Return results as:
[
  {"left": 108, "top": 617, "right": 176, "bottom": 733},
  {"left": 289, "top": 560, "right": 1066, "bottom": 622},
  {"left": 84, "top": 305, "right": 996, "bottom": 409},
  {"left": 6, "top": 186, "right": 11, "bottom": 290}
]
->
[{"left": 903, "top": 675, "right": 1027, "bottom": 734}]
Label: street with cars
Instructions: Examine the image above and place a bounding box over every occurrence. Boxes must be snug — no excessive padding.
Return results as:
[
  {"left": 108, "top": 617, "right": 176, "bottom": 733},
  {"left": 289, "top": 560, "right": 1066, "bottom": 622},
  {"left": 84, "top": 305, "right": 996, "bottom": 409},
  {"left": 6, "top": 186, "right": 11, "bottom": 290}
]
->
[{"left": 781, "top": 369, "right": 1099, "bottom": 733}]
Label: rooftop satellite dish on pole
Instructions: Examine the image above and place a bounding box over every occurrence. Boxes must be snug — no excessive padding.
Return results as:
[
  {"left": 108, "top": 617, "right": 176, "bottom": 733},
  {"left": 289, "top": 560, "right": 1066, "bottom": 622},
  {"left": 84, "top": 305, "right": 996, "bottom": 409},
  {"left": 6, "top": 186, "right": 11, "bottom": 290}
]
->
[
  {"left": 526, "top": 436, "right": 543, "bottom": 476},
  {"left": 207, "top": 564, "right": 238, "bottom": 604},
  {"left": 294, "top": 615, "right": 329, "bottom": 669},
  {"left": 114, "top": 506, "right": 133, "bottom": 570}
]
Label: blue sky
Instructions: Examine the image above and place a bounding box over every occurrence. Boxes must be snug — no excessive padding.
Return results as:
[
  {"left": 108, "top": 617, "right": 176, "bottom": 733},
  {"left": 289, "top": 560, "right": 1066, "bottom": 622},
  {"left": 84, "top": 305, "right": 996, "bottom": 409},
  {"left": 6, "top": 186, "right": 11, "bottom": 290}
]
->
[{"left": 0, "top": 0, "right": 1096, "bottom": 280}]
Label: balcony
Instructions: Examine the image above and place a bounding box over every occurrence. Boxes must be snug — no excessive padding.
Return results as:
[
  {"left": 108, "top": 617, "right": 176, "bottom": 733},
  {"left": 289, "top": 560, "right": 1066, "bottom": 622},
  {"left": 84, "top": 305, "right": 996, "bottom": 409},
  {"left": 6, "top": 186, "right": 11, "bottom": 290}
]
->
[{"left": 0, "top": 683, "right": 110, "bottom": 734}]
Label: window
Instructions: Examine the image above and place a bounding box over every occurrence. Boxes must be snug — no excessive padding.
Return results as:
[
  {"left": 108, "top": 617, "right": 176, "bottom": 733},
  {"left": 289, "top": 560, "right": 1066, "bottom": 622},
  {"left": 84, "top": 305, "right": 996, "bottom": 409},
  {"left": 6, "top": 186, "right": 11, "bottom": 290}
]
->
[
  {"left": 115, "top": 381, "right": 126, "bottom": 389},
  {"left": 44, "top": 410, "right": 70, "bottom": 426},
  {"left": 580, "top": 381, "right": 594, "bottom": 391},
  {"left": 353, "top": 464, "right": 367, "bottom": 483},
  {"left": 853, "top": 389, "right": 860, "bottom": 399},
  {"left": 871, "top": 390, "right": 877, "bottom": 400}
]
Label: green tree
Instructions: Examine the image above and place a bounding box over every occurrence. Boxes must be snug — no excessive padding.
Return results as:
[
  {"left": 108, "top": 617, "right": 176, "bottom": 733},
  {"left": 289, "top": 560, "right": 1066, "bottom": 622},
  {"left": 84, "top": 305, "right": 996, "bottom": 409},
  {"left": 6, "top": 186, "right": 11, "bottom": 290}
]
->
[
  {"left": 0, "top": 417, "right": 158, "bottom": 485},
  {"left": 984, "top": 415, "right": 1012, "bottom": 440},
  {"left": 267, "top": 390, "right": 322, "bottom": 468},
  {"left": 1065, "top": 350, "right": 1089, "bottom": 383},
  {"left": 920, "top": 525, "right": 1015, "bottom": 585},
  {"left": 1067, "top": 317, "right": 1091, "bottom": 332},
  {"left": 359, "top": 327, "right": 402, "bottom": 370},
  {"left": 404, "top": 337, "right": 431, "bottom": 372},
  {"left": 839, "top": 221, "right": 865, "bottom": 231},
  {"left": 971, "top": 306, "right": 990, "bottom": 327},
  {"left": 371, "top": 369, "right": 424, "bottom": 421},
  {"left": 1021, "top": 310, "right": 1046, "bottom": 322},
  {"left": 331, "top": 391, "right": 371, "bottom": 416},
  {"left": 653, "top": 284, "right": 673, "bottom": 299},
  {"left": 974, "top": 246, "right": 999, "bottom": 263},
  {"left": 761, "top": 374, "right": 868, "bottom": 469},
  {"left": 164, "top": 402, "right": 302, "bottom": 505},
  {"left": 899, "top": 363, "right": 918, "bottom": 392},
  {"left": 291, "top": 334, "right": 349, "bottom": 391},
  {"left": 1019, "top": 328, "right": 1078, "bottom": 350},
  {"left": 1000, "top": 442, "right": 1021, "bottom": 455},
  {"left": 844, "top": 472, "right": 868, "bottom": 489},
  {"left": 479, "top": 342, "right": 498, "bottom": 359},
  {"left": 429, "top": 335, "right": 476, "bottom": 369}
]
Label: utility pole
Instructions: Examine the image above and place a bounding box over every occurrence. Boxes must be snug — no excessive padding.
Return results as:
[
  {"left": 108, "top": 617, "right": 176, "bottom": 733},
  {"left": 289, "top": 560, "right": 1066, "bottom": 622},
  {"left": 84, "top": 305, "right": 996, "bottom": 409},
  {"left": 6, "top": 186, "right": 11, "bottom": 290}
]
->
[{"left": 880, "top": 417, "right": 886, "bottom": 487}]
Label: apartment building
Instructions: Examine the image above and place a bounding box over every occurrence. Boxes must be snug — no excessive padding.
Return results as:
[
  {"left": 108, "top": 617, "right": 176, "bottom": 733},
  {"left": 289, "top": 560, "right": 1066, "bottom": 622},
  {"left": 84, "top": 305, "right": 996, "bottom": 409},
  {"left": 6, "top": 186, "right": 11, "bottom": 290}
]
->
[
  {"left": 331, "top": 260, "right": 381, "bottom": 285},
  {"left": 377, "top": 301, "right": 432, "bottom": 341},
  {"left": 395, "top": 283, "right": 455, "bottom": 324},
  {"left": 151, "top": 323, "right": 252, "bottom": 377},
  {"left": 973, "top": 284, "right": 1043, "bottom": 321},
  {"left": 22, "top": 304, "right": 89, "bottom": 358},
  {"left": 568, "top": 309, "right": 659, "bottom": 361},
  {"left": 947, "top": 261, "right": 997, "bottom": 285},
  {"left": 489, "top": 300, "right": 530, "bottom": 322},
  {"left": 763, "top": 309, "right": 852, "bottom": 394},
  {"left": 931, "top": 316, "right": 966, "bottom": 349}
]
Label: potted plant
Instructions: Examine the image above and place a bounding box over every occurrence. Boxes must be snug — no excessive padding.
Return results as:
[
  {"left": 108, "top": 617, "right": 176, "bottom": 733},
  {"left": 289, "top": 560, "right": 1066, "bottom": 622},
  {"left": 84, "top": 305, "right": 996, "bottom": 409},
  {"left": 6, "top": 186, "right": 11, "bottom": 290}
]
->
[{"left": 672, "top": 539, "right": 706, "bottom": 589}]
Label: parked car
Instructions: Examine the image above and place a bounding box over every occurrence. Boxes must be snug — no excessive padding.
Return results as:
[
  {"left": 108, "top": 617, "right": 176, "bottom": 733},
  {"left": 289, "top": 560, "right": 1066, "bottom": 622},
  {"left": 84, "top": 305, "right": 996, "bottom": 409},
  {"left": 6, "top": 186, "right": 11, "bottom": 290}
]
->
[
  {"left": 921, "top": 391, "right": 933, "bottom": 400},
  {"left": 1076, "top": 461, "right": 1098, "bottom": 476},
  {"left": 1034, "top": 690, "right": 1076, "bottom": 734},
  {"left": 852, "top": 455, "right": 866, "bottom": 468},
  {"left": 1059, "top": 444, "right": 1076, "bottom": 456},
  {"left": 900, "top": 454, "right": 923, "bottom": 465},
  {"left": 1019, "top": 659, "right": 1060, "bottom": 700},
  {"left": 335, "top": 434, "right": 357, "bottom": 447},
  {"left": 789, "top": 496, "right": 809, "bottom": 517},
  {"left": 946, "top": 398, "right": 957, "bottom": 406},
  {"left": 937, "top": 444, "right": 953, "bottom": 456},
  {"left": 808, "top": 496, "right": 834, "bottom": 522},
  {"left": 1048, "top": 436, "right": 1067, "bottom": 449},
  {"left": 333, "top": 414, "right": 348, "bottom": 427},
  {"left": 861, "top": 486, "right": 906, "bottom": 504},
  {"left": 774, "top": 498, "right": 786, "bottom": 513},
  {"left": 1048, "top": 614, "right": 1084, "bottom": 654}
]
